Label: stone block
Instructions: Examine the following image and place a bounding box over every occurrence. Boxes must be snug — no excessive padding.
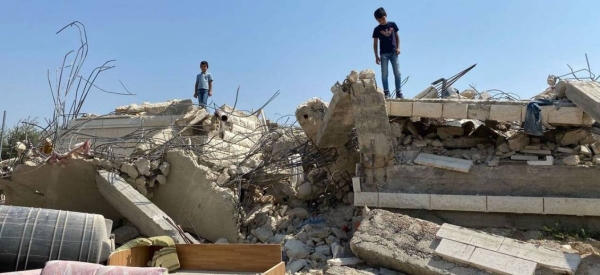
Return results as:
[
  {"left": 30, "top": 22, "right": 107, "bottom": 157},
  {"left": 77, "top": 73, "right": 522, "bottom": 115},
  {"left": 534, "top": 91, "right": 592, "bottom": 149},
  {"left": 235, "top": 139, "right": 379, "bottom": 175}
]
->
[
  {"left": 511, "top": 155, "right": 539, "bottom": 161},
  {"left": 352, "top": 177, "right": 361, "bottom": 192},
  {"left": 469, "top": 247, "right": 537, "bottom": 275},
  {"left": 388, "top": 101, "right": 413, "bottom": 117},
  {"left": 442, "top": 103, "right": 468, "bottom": 119},
  {"left": 430, "top": 194, "right": 486, "bottom": 212},
  {"left": 413, "top": 102, "right": 442, "bottom": 118},
  {"left": 544, "top": 197, "right": 600, "bottom": 216},
  {"left": 316, "top": 89, "right": 354, "bottom": 148},
  {"left": 498, "top": 238, "right": 580, "bottom": 274},
  {"left": 434, "top": 238, "right": 475, "bottom": 263},
  {"left": 490, "top": 105, "right": 522, "bottom": 122},
  {"left": 378, "top": 193, "right": 430, "bottom": 209},
  {"left": 414, "top": 153, "right": 473, "bottom": 173},
  {"left": 486, "top": 196, "right": 544, "bottom": 214},
  {"left": 94, "top": 128, "right": 119, "bottom": 138},
  {"left": 467, "top": 104, "right": 490, "bottom": 120},
  {"left": 547, "top": 106, "right": 583, "bottom": 125},
  {"left": 435, "top": 223, "right": 505, "bottom": 251}
]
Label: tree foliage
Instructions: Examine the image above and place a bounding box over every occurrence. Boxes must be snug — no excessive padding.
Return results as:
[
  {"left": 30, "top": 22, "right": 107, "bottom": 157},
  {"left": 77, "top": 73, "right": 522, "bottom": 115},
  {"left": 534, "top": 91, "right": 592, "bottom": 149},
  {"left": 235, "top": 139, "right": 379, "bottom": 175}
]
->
[{"left": 1, "top": 118, "right": 43, "bottom": 160}]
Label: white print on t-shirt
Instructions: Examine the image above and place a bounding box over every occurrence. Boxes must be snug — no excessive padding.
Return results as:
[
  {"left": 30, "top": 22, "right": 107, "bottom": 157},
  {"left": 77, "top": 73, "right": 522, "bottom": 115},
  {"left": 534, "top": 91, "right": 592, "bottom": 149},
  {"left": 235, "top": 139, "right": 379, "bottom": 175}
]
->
[{"left": 380, "top": 28, "right": 393, "bottom": 37}]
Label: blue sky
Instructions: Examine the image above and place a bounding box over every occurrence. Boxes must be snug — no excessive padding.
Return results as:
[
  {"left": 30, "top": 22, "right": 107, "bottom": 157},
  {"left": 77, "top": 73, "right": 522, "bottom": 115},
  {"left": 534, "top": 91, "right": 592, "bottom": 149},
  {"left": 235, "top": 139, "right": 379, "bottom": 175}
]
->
[{"left": 1, "top": 0, "right": 599, "bottom": 128}]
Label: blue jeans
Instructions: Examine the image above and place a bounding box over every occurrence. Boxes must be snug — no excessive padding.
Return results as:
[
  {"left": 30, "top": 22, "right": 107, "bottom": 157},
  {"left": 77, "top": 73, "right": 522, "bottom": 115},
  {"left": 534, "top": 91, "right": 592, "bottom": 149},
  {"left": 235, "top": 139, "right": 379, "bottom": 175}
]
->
[
  {"left": 380, "top": 52, "right": 401, "bottom": 94},
  {"left": 197, "top": 89, "right": 208, "bottom": 108}
]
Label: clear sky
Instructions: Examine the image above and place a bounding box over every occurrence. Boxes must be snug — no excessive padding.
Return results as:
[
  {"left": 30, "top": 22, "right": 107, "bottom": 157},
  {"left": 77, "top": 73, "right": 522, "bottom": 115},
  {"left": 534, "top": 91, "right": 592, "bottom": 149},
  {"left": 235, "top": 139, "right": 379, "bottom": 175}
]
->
[{"left": 1, "top": 0, "right": 599, "bottom": 128}]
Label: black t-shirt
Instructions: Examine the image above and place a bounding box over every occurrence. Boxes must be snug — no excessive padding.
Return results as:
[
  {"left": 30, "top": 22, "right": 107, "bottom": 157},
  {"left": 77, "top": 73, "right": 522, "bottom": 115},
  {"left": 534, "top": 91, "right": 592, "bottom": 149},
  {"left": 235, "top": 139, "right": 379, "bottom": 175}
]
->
[{"left": 372, "top": 22, "right": 399, "bottom": 55}]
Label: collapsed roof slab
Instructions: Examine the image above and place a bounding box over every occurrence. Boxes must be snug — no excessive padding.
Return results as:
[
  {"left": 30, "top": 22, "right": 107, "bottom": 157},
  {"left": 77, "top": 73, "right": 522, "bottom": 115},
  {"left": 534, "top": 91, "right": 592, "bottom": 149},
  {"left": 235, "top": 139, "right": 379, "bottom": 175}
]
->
[
  {"left": 96, "top": 170, "right": 186, "bottom": 243},
  {"left": 387, "top": 98, "right": 593, "bottom": 125},
  {"left": 565, "top": 80, "right": 600, "bottom": 122}
]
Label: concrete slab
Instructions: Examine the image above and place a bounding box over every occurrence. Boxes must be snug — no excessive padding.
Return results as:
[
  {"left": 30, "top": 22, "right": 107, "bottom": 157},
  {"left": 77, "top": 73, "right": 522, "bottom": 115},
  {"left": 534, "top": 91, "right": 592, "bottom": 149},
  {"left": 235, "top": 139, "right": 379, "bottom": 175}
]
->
[
  {"left": 413, "top": 102, "right": 442, "bottom": 118},
  {"left": 102, "top": 116, "right": 143, "bottom": 127},
  {"left": 436, "top": 223, "right": 505, "bottom": 251},
  {"left": 430, "top": 194, "right": 487, "bottom": 212},
  {"left": 469, "top": 247, "right": 537, "bottom": 275},
  {"left": 527, "top": 156, "right": 554, "bottom": 166},
  {"left": 352, "top": 177, "right": 361, "bottom": 192},
  {"left": 490, "top": 105, "right": 522, "bottom": 122},
  {"left": 141, "top": 116, "right": 176, "bottom": 127},
  {"left": 565, "top": 81, "right": 600, "bottom": 122},
  {"left": 295, "top": 97, "right": 328, "bottom": 144},
  {"left": 388, "top": 101, "right": 413, "bottom": 117},
  {"left": 96, "top": 171, "right": 185, "bottom": 243},
  {"left": 442, "top": 102, "right": 468, "bottom": 119},
  {"left": 413, "top": 153, "right": 473, "bottom": 173},
  {"left": 498, "top": 238, "right": 580, "bottom": 274},
  {"left": 544, "top": 197, "right": 600, "bottom": 216},
  {"left": 486, "top": 196, "right": 544, "bottom": 214},
  {"left": 519, "top": 149, "right": 552, "bottom": 155}
]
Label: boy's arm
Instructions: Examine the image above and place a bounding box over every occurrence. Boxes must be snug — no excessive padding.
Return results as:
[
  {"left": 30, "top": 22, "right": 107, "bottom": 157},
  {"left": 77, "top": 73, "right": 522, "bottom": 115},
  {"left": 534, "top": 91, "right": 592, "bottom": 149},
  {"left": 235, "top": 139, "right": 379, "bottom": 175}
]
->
[
  {"left": 373, "top": 38, "right": 380, "bottom": 64},
  {"left": 194, "top": 78, "right": 198, "bottom": 97},
  {"left": 395, "top": 32, "right": 401, "bottom": 54},
  {"left": 208, "top": 81, "right": 213, "bottom": 96}
]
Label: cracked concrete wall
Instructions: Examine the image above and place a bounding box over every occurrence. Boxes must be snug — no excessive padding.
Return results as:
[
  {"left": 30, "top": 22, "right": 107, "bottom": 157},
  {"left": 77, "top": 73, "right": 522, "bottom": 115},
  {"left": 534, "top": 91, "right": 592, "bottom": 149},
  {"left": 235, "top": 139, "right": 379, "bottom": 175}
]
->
[
  {"left": 0, "top": 159, "right": 123, "bottom": 221},
  {"left": 151, "top": 149, "right": 240, "bottom": 243}
]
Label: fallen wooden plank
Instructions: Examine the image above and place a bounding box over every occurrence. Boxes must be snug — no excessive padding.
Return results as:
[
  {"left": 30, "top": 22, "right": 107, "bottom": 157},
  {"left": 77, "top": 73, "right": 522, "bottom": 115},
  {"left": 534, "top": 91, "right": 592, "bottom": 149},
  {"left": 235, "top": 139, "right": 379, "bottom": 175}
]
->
[
  {"left": 413, "top": 153, "right": 473, "bottom": 173},
  {"left": 565, "top": 81, "right": 600, "bottom": 122}
]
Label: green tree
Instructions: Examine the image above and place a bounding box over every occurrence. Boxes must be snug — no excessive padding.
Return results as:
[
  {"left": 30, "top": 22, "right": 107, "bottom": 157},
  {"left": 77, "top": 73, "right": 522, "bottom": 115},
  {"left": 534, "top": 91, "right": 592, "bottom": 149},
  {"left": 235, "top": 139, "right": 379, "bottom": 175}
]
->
[{"left": 1, "top": 118, "right": 43, "bottom": 160}]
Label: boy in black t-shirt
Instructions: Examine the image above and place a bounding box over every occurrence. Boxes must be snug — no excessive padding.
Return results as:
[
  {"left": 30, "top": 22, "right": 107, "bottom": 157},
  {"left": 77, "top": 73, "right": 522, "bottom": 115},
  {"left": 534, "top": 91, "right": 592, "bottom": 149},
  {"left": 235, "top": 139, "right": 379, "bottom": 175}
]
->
[{"left": 372, "top": 7, "right": 403, "bottom": 99}]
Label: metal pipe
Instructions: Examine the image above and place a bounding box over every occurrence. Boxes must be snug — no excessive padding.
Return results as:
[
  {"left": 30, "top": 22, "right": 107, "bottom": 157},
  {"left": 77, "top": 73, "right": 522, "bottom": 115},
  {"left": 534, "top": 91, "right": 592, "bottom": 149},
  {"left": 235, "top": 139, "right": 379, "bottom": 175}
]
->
[{"left": 0, "top": 111, "right": 6, "bottom": 160}]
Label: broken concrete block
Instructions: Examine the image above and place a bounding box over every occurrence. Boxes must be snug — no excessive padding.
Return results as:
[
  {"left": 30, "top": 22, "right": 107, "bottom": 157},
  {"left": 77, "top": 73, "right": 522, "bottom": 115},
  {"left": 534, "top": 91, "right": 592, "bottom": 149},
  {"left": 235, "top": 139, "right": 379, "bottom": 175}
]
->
[
  {"left": 156, "top": 174, "right": 167, "bottom": 185},
  {"left": 251, "top": 226, "right": 274, "bottom": 243},
  {"left": 547, "top": 106, "right": 584, "bottom": 125},
  {"left": 358, "top": 68, "right": 375, "bottom": 79},
  {"left": 565, "top": 80, "right": 600, "bottom": 122},
  {"left": 443, "top": 137, "right": 488, "bottom": 149},
  {"left": 285, "top": 239, "right": 311, "bottom": 260},
  {"left": 316, "top": 85, "right": 354, "bottom": 148},
  {"left": 508, "top": 133, "right": 530, "bottom": 151},
  {"left": 559, "top": 128, "right": 591, "bottom": 146},
  {"left": 113, "top": 225, "right": 140, "bottom": 245},
  {"left": 437, "top": 127, "right": 464, "bottom": 140},
  {"left": 563, "top": 155, "right": 580, "bottom": 166},
  {"left": 520, "top": 149, "right": 551, "bottom": 155},
  {"left": 412, "top": 140, "right": 427, "bottom": 147},
  {"left": 295, "top": 98, "right": 328, "bottom": 144},
  {"left": 159, "top": 162, "right": 170, "bottom": 176},
  {"left": 296, "top": 181, "right": 313, "bottom": 200},
  {"left": 121, "top": 162, "right": 139, "bottom": 179},
  {"left": 134, "top": 158, "right": 151, "bottom": 176},
  {"left": 487, "top": 156, "right": 500, "bottom": 167},
  {"left": 496, "top": 143, "right": 510, "bottom": 153},
  {"left": 432, "top": 139, "right": 443, "bottom": 147},
  {"left": 579, "top": 145, "right": 592, "bottom": 156}
]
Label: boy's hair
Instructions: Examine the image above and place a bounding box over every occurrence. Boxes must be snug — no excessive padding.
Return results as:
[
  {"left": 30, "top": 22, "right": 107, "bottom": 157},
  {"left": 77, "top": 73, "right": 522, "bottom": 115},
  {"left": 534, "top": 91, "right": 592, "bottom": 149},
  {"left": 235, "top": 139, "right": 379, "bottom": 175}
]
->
[
  {"left": 200, "top": 61, "right": 209, "bottom": 68},
  {"left": 374, "top": 7, "right": 386, "bottom": 19}
]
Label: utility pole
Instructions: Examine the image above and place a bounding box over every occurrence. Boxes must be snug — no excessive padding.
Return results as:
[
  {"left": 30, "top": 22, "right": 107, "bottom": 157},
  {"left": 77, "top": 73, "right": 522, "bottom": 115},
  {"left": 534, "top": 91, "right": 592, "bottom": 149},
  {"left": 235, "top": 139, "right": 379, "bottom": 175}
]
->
[{"left": 0, "top": 111, "right": 5, "bottom": 161}]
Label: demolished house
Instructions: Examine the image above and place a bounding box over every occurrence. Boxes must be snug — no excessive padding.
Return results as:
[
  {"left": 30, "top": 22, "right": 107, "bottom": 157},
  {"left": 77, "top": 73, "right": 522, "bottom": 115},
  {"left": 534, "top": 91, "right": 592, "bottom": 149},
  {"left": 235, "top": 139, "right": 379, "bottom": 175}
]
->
[{"left": 2, "top": 64, "right": 600, "bottom": 274}]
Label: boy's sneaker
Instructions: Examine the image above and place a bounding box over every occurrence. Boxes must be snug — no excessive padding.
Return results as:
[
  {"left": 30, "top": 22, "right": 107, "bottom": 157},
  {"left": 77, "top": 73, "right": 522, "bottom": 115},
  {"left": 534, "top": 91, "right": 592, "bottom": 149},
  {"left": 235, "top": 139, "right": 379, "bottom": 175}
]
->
[
  {"left": 396, "top": 91, "right": 404, "bottom": 99},
  {"left": 384, "top": 91, "right": 391, "bottom": 99}
]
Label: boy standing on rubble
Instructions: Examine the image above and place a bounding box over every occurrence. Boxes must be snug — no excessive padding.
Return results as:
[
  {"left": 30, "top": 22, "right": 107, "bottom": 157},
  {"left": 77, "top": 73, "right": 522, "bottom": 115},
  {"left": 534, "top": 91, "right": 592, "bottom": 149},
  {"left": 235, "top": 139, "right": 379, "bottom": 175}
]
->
[
  {"left": 372, "top": 7, "right": 403, "bottom": 99},
  {"left": 194, "top": 61, "right": 213, "bottom": 109}
]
